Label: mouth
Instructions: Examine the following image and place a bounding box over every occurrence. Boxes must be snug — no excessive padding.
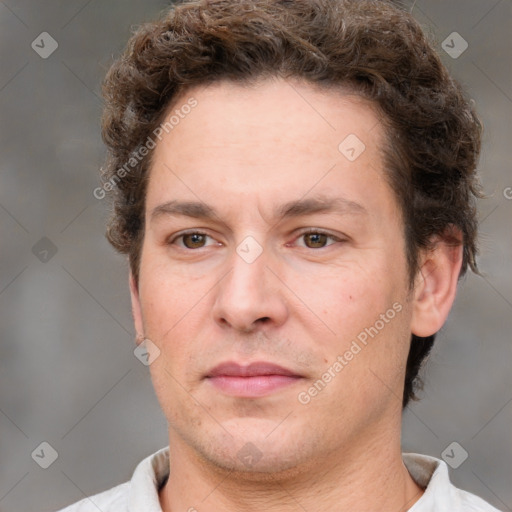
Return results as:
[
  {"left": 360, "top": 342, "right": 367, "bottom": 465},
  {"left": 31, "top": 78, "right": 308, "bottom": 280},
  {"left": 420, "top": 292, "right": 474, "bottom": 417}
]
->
[{"left": 205, "top": 361, "right": 303, "bottom": 398}]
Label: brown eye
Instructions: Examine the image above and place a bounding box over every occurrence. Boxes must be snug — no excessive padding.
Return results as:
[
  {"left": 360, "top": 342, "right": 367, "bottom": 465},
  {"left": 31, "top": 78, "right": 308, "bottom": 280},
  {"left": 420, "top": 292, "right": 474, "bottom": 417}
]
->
[
  {"left": 293, "top": 229, "right": 343, "bottom": 249},
  {"left": 181, "top": 233, "right": 208, "bottom": 249},
  {"left": 168, "top": 231, "right": 221, "bottom": 251},
  {"left": 303, "top": 232, "right": 329, "bottom": 248}
]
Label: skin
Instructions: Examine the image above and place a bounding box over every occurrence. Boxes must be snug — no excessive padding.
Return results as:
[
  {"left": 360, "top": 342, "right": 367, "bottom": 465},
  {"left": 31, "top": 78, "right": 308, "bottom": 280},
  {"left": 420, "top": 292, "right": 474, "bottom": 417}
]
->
[{"left": 129, "top": 77, "right": 463, "bottom": 511}]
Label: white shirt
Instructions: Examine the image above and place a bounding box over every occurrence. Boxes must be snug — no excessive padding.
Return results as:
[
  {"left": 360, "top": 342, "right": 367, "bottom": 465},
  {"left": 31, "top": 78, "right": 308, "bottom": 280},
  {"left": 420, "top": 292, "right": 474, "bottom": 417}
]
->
[{"left": 56, "top": 447, "right": 502, "bottom": 511}]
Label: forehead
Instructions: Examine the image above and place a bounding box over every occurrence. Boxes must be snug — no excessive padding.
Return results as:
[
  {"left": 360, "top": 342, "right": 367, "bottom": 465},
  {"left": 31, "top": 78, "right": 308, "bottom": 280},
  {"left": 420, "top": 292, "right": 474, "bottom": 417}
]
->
[
  {"left": 146, "top": 78, "right": 395, "bottom": 224},
  {"left": 158, "top": 78, "right": 384, "bottom": 152}
]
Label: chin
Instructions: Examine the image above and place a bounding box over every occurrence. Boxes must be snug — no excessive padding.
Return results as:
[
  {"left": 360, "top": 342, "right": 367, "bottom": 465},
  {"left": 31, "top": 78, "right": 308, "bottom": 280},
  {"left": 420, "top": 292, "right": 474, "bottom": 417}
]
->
[{"left": 191, "top": 418, "right": 319, "bottom": 478}]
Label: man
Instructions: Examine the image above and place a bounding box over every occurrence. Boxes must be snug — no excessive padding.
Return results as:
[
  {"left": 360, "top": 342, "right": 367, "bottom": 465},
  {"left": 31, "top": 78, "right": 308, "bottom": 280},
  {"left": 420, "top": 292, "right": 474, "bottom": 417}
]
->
[{"left": 59, "top": 0, "right": 500, "bottom": 510}]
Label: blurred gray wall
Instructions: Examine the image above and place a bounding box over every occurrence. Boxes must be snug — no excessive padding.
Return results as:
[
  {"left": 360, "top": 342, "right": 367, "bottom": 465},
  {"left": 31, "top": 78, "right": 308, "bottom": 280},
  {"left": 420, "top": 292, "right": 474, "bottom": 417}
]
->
[{"left": 0, "top": 1, "right": 510, "bottom": 511}]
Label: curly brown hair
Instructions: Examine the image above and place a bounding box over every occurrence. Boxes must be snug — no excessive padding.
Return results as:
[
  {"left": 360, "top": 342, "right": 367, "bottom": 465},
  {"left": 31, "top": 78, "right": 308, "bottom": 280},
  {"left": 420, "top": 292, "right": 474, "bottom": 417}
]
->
[{"left": 100, "top": 0, "right": 482, "bottom": 408}]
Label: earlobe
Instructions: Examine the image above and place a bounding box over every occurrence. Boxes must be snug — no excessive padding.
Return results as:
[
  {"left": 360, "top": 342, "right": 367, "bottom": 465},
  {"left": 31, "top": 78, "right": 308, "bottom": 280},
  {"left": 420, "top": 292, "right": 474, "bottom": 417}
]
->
[
  {"left": 129, "top": 272, "right": 145, "bottom": 343},
  {"left": 410, "top": 231, "right": 463, "bottom": 338}
]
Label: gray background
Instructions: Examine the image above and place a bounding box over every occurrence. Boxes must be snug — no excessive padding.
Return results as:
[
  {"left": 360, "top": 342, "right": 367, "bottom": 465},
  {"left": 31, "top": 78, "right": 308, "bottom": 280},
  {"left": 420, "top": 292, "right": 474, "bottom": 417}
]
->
[{"left": 0, "top": 1, "right": 510, "bottom": 511}]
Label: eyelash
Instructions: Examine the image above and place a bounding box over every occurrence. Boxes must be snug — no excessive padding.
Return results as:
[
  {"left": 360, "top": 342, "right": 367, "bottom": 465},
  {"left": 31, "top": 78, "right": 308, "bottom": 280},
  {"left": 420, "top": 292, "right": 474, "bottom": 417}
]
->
[
  {"left": 168, "top": 228, "right": 344, "bottom": 250},
  {"left": 296, "top": 228, "right": 344, "bottom": 246}
]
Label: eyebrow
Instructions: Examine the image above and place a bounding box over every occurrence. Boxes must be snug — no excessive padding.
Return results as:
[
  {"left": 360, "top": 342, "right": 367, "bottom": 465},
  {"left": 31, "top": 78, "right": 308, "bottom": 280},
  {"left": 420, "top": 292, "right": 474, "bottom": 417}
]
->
[{"left": 150, "top": 196, "right": 367, "bottom": 224}]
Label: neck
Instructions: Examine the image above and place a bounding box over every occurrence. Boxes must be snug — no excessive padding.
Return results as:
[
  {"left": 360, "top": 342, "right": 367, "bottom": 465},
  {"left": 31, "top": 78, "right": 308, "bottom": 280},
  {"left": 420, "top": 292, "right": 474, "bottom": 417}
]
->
[{"left": 159, "top": 422, "right": 424, "bottom": 512}]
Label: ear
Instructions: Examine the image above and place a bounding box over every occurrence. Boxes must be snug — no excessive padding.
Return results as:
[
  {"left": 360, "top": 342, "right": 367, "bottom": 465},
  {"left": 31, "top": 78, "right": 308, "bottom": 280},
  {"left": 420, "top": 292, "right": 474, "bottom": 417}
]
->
[
  {"left": 410, "top": 228, "right": 463, "bottom": 337},
  {"left": 129, "top": 271, "right": 145, "bottom": 345}
]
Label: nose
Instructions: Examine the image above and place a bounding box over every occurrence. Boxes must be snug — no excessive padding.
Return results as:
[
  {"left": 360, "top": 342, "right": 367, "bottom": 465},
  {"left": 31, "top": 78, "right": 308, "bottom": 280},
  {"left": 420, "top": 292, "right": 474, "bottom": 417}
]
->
[{"left": 212, "top": 242, "right": 289, "bottom": 333}]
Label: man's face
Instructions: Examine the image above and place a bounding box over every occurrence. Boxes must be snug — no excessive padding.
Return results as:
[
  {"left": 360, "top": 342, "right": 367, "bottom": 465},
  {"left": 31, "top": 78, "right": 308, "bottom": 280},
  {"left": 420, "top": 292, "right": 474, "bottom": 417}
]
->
[{"left": 131, "top": 78, "right": 416, "bottom": 475}]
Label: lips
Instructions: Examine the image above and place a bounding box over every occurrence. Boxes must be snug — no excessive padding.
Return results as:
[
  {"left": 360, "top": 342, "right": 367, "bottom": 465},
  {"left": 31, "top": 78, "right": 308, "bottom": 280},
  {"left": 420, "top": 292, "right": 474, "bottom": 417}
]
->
[
  {"left": 206, "top": 361, "right": 302, "bottom": 397},
  {"left": 207, "top": 361, "right": 299, "bottom": 378}
]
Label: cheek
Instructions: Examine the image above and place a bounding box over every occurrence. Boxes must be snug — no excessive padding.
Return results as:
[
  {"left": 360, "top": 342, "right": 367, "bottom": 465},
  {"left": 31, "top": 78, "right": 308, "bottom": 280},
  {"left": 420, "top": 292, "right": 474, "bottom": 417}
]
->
[
  {"left": 295, "top": 260, "right": 402, "bottom": 342},
  {"left": 138, "top": 255, "right": 206, "bottom": 337},
  {"left": 298, "top": 258, "right": 411, "bottom": 404}
]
